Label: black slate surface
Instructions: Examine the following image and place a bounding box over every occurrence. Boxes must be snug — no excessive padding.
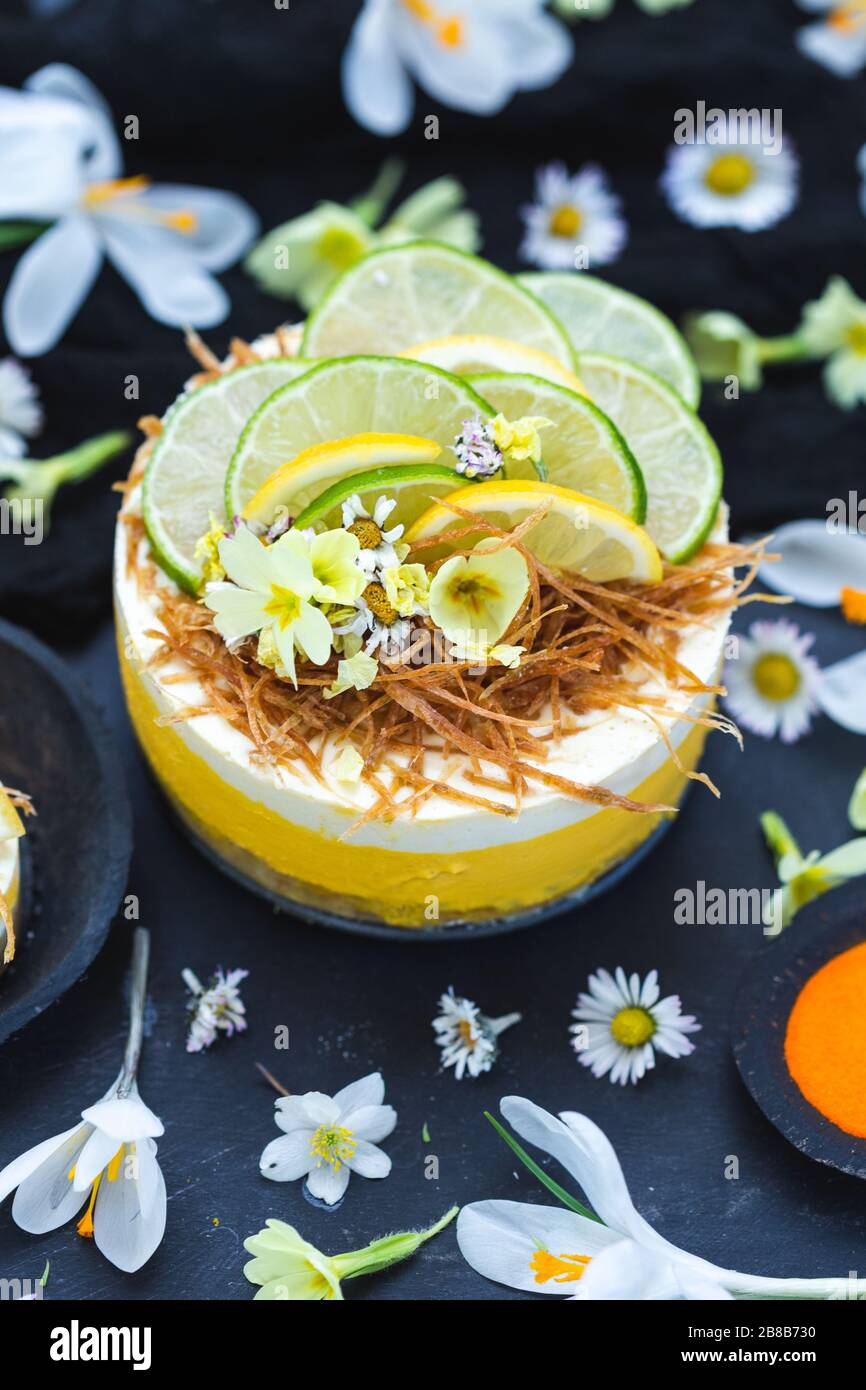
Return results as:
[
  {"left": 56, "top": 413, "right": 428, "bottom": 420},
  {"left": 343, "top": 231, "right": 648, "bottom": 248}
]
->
[{"left": 0, "top": 0, "right": 865, "bottom": 1301}]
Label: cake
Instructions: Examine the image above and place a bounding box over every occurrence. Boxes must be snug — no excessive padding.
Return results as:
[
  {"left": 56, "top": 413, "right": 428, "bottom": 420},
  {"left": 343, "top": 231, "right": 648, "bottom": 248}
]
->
[
  {"left": 114, "top": 245, "right": 753, "bottom": 933},
  {"left": 0, "top": 784, "right": 29, "bottom": 966}
]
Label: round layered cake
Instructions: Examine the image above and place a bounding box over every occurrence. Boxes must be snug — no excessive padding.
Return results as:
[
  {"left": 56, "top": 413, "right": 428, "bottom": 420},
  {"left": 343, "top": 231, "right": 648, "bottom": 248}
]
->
[
  {"left": 114, "top": 246, "right": 741, "bottom": 934},
  {"left": 0, "top": 785, "right": 24, "bottom": 964}
]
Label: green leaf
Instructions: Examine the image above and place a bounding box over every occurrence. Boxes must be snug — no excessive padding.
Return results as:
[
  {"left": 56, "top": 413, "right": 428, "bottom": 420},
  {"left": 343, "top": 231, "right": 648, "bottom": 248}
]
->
[
  {"left": 421, "top": 1121, "right": 431, "bottom": 1144},
  {"left": 0, "top": 222, "right": 48, "bottom": 252},
  {"left": 484, "top": 1111, "right": 603, "bottom": 1224}
]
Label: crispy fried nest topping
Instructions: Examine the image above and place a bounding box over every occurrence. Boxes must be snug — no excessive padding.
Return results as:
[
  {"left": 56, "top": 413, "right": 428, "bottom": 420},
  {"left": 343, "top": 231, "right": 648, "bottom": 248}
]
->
[{"left": 122, "top": 474, "right": 778, "bottom": 832}]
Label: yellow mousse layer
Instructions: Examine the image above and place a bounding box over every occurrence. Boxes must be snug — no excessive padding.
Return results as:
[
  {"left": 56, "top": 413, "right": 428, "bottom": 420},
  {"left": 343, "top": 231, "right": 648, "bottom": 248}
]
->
[{"left": 119, "top": 641, "right": 708, "bottom": 927}]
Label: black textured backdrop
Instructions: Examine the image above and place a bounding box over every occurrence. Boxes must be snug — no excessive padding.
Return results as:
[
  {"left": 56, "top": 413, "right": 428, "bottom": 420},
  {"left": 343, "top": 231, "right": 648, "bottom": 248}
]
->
[{"left": 0, "top": 0, "right": 865, "bottom": 1302}]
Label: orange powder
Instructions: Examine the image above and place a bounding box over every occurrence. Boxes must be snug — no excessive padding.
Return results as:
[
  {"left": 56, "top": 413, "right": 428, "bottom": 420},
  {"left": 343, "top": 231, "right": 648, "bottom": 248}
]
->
[{"left": 785, "top": 940, "right": 866, "bottom": 1139}]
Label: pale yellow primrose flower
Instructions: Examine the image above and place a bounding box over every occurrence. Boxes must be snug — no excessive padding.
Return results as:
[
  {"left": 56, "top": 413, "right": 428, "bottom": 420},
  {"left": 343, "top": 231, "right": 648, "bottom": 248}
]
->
[
  {"left": 324, "top": 651, "right": 379, "bottom": 700},
  {"left": 683, "top": 311, "right": 765, "bottom": 392},
  {"left": 244, "top": 1207, "right": 458, "bottom": 1302},
  {"left": 850, "top": 768, "right": 866, "bottom": 832},
  {"left": 306, "top": 528, "right": 367, "bottom": 605},
  {"left": 203, "top": 525, "right": 334, "bottom": 689},
  {"left": 491, "top": 414, "right": 553, "bottom": 466},
  {"left": 798, "top": 276, "right": 866, "bottom": 410},
  {"left": 382, "top": 561, "right": 430, "bottom": 618},
  {"left": 761, "top": 810, "right": 866, "bottom": 935},
  {"left": 429, "top": 540, "right": 529, "bottom": 650}
]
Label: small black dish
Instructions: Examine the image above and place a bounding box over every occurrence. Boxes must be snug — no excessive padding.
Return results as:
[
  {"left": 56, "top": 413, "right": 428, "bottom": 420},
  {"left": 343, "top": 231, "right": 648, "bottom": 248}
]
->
[
  {"left": 0, "top": 617, "right": 132, "bottom": 1044},
  {"left": 732, "top": 879, "right": 866, "bottom": 1181}
]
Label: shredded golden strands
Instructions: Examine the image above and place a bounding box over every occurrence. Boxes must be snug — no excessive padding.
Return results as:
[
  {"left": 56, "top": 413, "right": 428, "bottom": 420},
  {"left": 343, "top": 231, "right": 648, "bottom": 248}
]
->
[
  {"left": 0, "top": 890, "right": 13, "bottom": 965},
  {"left": 125, "top": 473, "right": 773, "bottom": 827}
]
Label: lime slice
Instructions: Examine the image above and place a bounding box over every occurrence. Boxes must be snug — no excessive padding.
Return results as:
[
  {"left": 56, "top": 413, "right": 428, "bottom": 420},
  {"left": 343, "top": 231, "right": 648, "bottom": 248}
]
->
[
  {"left": 467, "top": 371, "right": 645, "bottom": 523},
  {"left": 225, "top": 355, "right": 492, "bottom": 518},
  {"left": 0, "top": 788, "right": 24, "bottom": 842},
  {"left": 518, "top": 272, "right": 700, "bottom": 408},
  {"left": 576, "top": 353, "right": 722, "bottom": 563},
  {"left": 406, "top": 479, "right": 662, "bottom": 583},
  {"left": 302, "top": 243, "right": 575, "bottom": 368},
  {"left": 294, "top": 462, "right": 463, "bottom": 534},
  {"left": 400, "top": 335, "right": 585, "bottom": 393},
  {"left": 142, "top": 359, "right": 314, "bottom": 592},
  {"left": 243, "top": 434, "right": 445, "bottom": 528}
]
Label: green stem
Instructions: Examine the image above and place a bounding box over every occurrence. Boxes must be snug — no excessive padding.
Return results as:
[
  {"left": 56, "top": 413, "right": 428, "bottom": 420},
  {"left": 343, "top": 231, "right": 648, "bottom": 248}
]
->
[
  {"left": 756, "top": 334, "right": 810, "bottom": 366},
  {"left": 1, "top": 429, "right": 132, "bottom": 534},
  {"left": 760, "top": 811, "right": 802, "bottom": 869},
  {"left": 350, "top": 158, "right": 406, "bottom": 228},
  {"left": 484, "top": 1111, "right": 603, "bottom": 1223},
  {"left": 336, "top": 1205, "right": 459, "bottom": 1281},
  {"left": 0, "top": 221, "right": 48, "bottom": 252}
]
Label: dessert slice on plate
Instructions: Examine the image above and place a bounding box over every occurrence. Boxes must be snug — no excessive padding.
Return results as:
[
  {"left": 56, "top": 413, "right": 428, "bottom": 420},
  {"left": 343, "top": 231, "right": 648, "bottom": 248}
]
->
[
  {"left": 114, "top": 246, "right": 758, "bottom": 936},
  {"left": 0, "top": 784, "right": 32, "bottom": 968}
]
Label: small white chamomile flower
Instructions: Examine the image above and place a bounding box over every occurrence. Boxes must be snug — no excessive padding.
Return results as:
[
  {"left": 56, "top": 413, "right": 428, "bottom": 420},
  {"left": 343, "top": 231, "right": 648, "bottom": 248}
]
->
[
  {"left": 570, "top": 967, "right": 700, "bottom": 1085},
  {"left": 660, "top": 137, "right": 798, "bottom": 232},
  {"left": 520, "top": 161, "right": 627, "bottom": 270},
  {"left": 723, "top": 619, "right": 822, "bottom": 744},
  {"left": 433, "top": 987, "right": 521, "bottom": 1080}
]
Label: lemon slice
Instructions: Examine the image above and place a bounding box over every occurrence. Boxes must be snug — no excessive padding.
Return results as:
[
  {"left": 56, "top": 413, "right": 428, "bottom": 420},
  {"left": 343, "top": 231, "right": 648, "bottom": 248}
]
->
[
  {"left": 293, "top": 462, "right": 463, "bottom": 534},
  {"left": 466, "top": 371, "right": 645, "bottom": 521},
  {"left": 301, "top": 243, "right": 575, "bottom": 367},
  {"left": 406, "top": 480, "right": 663, "bottom": 583},
  {"left": 225, "top": 355, "right": 492, "bottom": 519},
  {"left": 519, "top": 272, "right": 700, "bottom": 408},
  {"left": 243, "top": 434, "right": 444, "bottom": 528},
  {"left": 0, "top": 788, "right": 25, "bottom": 841},
  {"left": 400, "top": 335, "right": 586, "bottom": 393},
  {"left": 142, "top": 358, "right": 314, "bottom": 593}
]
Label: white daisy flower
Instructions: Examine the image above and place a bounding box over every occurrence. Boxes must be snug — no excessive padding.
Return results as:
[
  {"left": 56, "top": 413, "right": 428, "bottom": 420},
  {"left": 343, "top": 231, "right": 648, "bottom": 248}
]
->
[
  {"left": 570, "top": 967, "right": 700, "bottom": 1086},
  {"left": 342, "top": 493, "right": 405, "bottom": 576},
  {"left": 182, "top": 966, "right": 249, "bottom": 1054},
  {"left": 260, "top": 1071, "right": 396, "bottom": 1207},
  {"left": 433, "top": 987, "right": 522, "bottom": 1080},
  {"left": 0, "top": 358, "right": 43, "bottom": 458},
  {"left": 520, "top": 162, "right": 627, "bottom": 270},
  {"left": 660, "top": 136, "right": 799, "bottom": 231},
  {"left": 723, "top": 619, "right": 822, "bottom": 744},
  {"left": 795, "top": 0, "right": 866, "bottom": 79}
]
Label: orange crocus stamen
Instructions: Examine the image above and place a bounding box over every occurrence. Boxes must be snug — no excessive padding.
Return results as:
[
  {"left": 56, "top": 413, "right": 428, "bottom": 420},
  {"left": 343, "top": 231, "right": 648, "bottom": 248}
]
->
[
  {"left": 81, "top": 174, "right": 198, "bottom": 234},
  {"left": 529, "top": 1249, "right": 591, "bottom": 1285},
  {"left": 828, "top": 1, "right": 866, "bottom": 33},
  {"left": 75, "top": 1174, "right": 102, "bottom": 1239},
  {"left": 400, "top": 0, "right": 465, "bottom": 47},
  {"left": 841, "top": 586, "right": 866, "bottom": 624}
]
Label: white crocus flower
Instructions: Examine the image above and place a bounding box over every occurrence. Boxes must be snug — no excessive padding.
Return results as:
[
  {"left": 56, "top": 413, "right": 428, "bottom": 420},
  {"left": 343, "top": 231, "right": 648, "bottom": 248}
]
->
[
  {"left": 0, "top": 64, "right": 258, "bottom": 356},
  {"left": 260, "top": 1072, "right": 396, "bottom": 1206},
  {"left": 795, "top": 0, "right": 866, "bottom": 78},
  {"left": 0, "top": 929, "right": 166, "bottom": 1273},
  {"left": 0, "top": 358, "right": 43, "bottom": 458},
  {"left": 457, "top": 1097, "right": 866, "bottom": 1299},
  {"left": 341, "top": 0, "right": 573, "bottom": 137}
]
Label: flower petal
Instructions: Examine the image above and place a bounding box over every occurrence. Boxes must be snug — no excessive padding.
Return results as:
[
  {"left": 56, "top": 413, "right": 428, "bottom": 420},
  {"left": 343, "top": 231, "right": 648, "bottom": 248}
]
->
[
  {"left": 343, "top": 1103, "right": 397, "bottom": 1144},
  {"left": 757, "top": 521, "right": 866, "bottom": 607},
  {"left": 0, "top": 89, "right": 91, "bottom": 218},
  {"left": 101, "top": 219, "right": 230, "bottom": 329},
  {"left": 81, "top": 1091, "right": 164, "bottom": 1142},
  {"left": 72, "top": 1127, "right": 123, "bottom": 1192},
  {"left": 93, "top": 1150, "right": 167, "bottom": 1272},
  {"left": 456, "top": 1199, "right": 618, "bottom": 1294},
  {"left": 495, "top": 6, "right": 574, "bottom": 90},
  {"left": 2, "top": 214, "right": 102, "bottom": 357},
  {"left": 275, "top": 1096, "right": 321, "bottom": 1134},
  {"left": 572, "top": 1238, "right": 732, "bottom": 1301},
  {"left": 295, "top": 1091, "right": 340, "bottom": 1125},
  {"left": 345, "top": 1139, "right": 391, "bottom": 1178},
  {"left": 0, "top": 1123, "right": 85, "bottom": 1205},
  {"left": 819, "top": 651, "right": 866, "bottom": 734},
  {"left": 205, "top": 584, "right": 269, "bottom": 644},
  {"left": 305, "top": 1161, "right": 350, "bottom": 1206},
  {"left": 397, "top": 7, "right": 514, "bottom": 117},
  {"left": 25, "top": 63, "right": 122, "bottom": 180},
  {"left": 295, "top": 601, "right": 335, "bottom": 667},
  {"left": 333, "top": 1071, "right": 385, "bottom": 1115},
  {"left": 8, "top": 1125, "right": 92, "bottom": 1233},
  {"left": 134, "top": 185, "right": 259, "bottom": 270},
  {"left": 341, "top": 0, "right": 414, "bottom": 136},
  {"left": 260, "top": 1131, "right": 315, "bottom": 1182},
  {"left": 219, "top": 524, "right": 273, "bottom": 592}
]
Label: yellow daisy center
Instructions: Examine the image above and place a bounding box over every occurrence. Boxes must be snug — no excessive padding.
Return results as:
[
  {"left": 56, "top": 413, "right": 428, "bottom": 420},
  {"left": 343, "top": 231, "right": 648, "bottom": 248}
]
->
[
  {"left": 316, "top": 226, "right": 367, "bottom": 270},
  {"left": 704, "top": 154, "right": 754, "bottom": 197},
  {"left": 310, "top": 1123, "right": 356, "bottom": 1172},
  {"left": 400, "top": 0, "right": 465, "bottom": 46},
  {"left": 530, "top": 1249, "right": 591, "bottom": 1285},
  {"left": 364, "top": 581, "right": 399, "bottom": 625},
  {"left": 458, "top": 1018, "right": 477, "bottom": 1048},
  {"left": 846, "top": 322, "right": 866, "bottom": 355},
  {"left": 752, "top": 652, "right": 801, "bottom": 702},
  {"left": 347, "top": 517, "right": 383, "bottom": 549},
  {"left": 81, "top": 175, "right": 197, "bottom": 232},
  {"left": 549, "top": 205, "right": 582, "bottom": 238},
  {"left": 264, "top": 585, "right": 303, "bottom": 630},
  {"left": 610, "top": 1005, "right": 656, "bottom": 1047}
]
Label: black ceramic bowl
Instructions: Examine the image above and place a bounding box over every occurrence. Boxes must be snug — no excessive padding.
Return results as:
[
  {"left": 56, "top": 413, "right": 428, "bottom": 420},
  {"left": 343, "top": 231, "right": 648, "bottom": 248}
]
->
[
  {"left": 0, "top": 618, "right": 132, "bottom": 1043},
  {"left": 732, "top": 879, "right": 866, "bottom": 1181}
]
